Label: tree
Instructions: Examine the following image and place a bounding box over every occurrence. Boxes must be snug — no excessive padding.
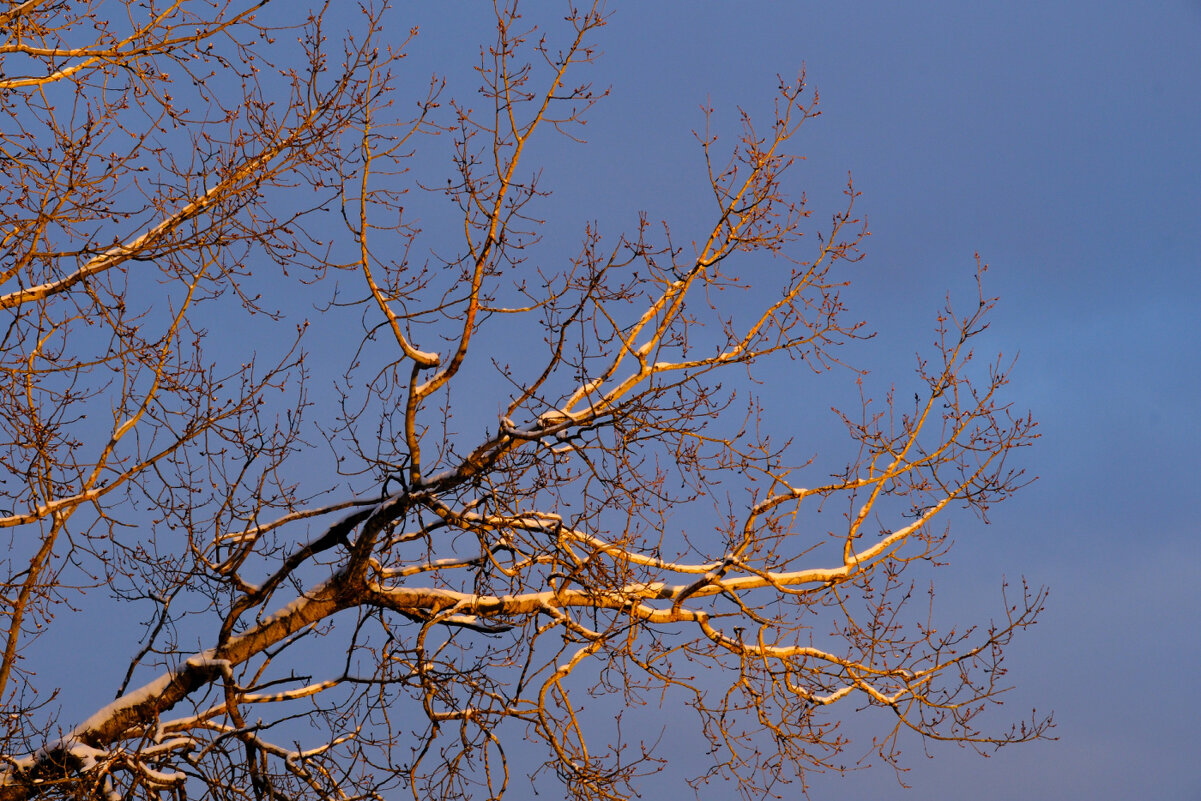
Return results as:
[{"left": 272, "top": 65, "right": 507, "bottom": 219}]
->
[{"left": 0, "top": 2, "right": 1050, "bottom": 799}]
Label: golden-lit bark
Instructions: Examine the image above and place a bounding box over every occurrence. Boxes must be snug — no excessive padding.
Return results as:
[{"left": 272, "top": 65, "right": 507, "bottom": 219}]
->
[{"left": 0, "top": 2, "right": 1048, "bottom": 800}]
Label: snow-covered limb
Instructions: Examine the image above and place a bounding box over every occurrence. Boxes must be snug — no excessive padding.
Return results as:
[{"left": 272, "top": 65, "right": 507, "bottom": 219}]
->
[
  {"left": 68, "top": 654, "right": 229, "bottom": 748},
  {"left": 1, "top": 571, "right": 346, "bottom": 798}
]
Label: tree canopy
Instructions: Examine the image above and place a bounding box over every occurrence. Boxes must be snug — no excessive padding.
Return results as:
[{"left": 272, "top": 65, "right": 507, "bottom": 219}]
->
[{"left": 0, "top": 2, "right": 1049, "bottom": 799}]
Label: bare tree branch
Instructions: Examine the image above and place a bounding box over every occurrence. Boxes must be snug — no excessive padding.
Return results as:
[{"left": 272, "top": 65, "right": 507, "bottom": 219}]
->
[{"left": 0, "top": 3, "right": 1048, "bottom": 800}]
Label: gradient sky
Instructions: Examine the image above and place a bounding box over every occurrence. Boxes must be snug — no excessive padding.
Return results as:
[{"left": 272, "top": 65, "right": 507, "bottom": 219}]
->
[
  {"left": 27, "top": 2, "right": 1199, "bottom": 798},
  {"left": 633, "top": 4, "right": 1198, "bottom": 798},
  {"left": 391, "top": 2, "right": 1200, "bottom": 798}
]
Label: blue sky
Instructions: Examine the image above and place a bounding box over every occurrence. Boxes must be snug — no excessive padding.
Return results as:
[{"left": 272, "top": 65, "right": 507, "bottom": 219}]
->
[
  {"left": 390, "top": 2, "right": 1200, "bottom": 797},
  {"left": 21, "top": 2, "right": 1199, "bottom": 798}
]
